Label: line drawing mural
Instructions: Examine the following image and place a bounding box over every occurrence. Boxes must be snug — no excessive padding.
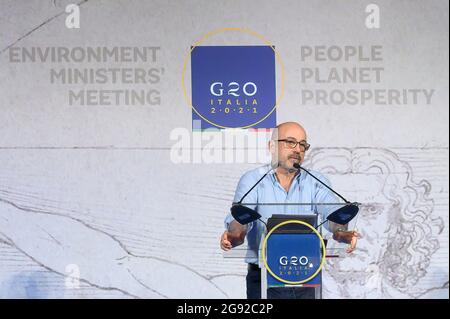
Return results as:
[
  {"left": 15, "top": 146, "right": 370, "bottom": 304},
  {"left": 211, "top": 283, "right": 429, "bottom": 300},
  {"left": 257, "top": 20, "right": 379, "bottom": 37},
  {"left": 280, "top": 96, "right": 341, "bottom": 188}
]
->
[{"left": 303, "top": 148, "right": 446, "bottom": 298}]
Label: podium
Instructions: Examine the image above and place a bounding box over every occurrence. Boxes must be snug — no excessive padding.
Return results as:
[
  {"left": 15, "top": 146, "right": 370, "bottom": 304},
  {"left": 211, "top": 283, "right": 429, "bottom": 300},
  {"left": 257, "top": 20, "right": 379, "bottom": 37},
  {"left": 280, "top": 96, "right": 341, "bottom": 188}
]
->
[
  {"left": 259, "top": 214, "right": 325, "bottom": 299},
  {"left": 229, "top": 199, "right": 359, "bottom": 299}
]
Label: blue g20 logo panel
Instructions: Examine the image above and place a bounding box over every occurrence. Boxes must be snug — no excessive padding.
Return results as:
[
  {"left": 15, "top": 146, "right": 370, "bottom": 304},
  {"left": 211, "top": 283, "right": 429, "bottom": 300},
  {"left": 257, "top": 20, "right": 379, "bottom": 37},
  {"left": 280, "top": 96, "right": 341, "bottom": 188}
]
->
[
  {"left": 191, "top": 46, "right": 276, "bottom": 129},
  {"left": 267, "top": 233, "right": 322, "bottom": 287}
]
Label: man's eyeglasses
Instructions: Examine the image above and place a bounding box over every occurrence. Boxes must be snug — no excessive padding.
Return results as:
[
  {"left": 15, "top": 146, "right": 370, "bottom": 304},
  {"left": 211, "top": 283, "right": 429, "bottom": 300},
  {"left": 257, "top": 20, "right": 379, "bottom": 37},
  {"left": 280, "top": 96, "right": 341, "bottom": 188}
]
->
[{"left": 277, "top": 139, "right": 311, "bottom": 151}]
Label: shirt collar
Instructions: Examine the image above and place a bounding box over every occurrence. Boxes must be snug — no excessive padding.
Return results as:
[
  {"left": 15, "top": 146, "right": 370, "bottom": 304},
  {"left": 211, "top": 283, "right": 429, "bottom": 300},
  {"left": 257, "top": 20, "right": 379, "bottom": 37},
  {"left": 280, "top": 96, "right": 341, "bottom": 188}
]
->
[{"left": 268, "top": 165, "right": 302, "bottom": 185}]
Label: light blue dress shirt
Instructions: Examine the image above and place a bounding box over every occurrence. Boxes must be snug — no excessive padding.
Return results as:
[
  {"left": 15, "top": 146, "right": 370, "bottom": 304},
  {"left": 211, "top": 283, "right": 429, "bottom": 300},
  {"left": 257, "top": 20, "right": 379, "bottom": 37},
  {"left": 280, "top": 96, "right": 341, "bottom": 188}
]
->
[{"left": 224, "top": 164, "right": 341, "bottom": 265}]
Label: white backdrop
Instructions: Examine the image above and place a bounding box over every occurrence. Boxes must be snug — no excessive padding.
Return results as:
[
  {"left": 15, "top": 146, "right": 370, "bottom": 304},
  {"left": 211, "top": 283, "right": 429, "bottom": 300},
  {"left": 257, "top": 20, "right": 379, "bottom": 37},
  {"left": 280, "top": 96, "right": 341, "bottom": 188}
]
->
[{"left": 0, "top": 0, "right": 448, "bottom": 298}]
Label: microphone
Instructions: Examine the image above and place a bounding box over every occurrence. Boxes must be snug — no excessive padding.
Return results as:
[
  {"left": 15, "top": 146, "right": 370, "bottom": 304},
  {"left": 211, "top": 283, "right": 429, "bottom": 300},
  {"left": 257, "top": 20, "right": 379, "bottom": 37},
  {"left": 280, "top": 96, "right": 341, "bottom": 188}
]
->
[
  {"left": 293, "top": 163, "right": 359, "bottom": 226},
  {"left": 230, "top": 162, "right": 359, "bottom": 227},
  {"left": 236, "top": 163, "right": 278, "bottom": 204},
  {"left": 293, "top": 163, "right": 349, "bottom": 203}
]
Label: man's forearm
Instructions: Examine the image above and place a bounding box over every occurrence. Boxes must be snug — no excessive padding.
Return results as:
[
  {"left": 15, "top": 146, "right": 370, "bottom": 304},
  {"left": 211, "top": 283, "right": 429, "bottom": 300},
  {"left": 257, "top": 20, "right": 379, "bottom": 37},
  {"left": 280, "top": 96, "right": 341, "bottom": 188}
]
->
[{"left": 329, "top": 221, "right": 347, "bottom": 233}]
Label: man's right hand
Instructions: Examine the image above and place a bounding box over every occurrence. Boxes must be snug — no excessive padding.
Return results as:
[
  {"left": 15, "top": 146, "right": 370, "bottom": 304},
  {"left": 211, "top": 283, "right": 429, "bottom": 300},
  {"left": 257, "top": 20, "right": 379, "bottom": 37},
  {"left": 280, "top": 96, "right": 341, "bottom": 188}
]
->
[
  {"left": 220, "top": 231, "right": 233, "bottom": 251},
  {"left": 220, "top": 229, "right": 246, "bottom": 251},
  {"left": 221, "top": 221, "right": 247, "bottom": 251}
]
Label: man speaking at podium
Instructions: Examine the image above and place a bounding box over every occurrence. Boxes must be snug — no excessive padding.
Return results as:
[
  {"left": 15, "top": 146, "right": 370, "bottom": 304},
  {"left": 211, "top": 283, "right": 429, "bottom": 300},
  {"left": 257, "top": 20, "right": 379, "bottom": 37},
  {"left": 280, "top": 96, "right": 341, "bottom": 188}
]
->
[{"left": 220, "top": 122, "right": 359, "bottom": 299}]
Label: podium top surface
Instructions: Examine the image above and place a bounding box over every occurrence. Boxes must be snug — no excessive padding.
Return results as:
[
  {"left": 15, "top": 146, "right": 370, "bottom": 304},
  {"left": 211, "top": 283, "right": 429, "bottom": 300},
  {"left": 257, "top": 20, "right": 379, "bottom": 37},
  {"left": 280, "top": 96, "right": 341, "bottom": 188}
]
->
[{"left": 267, "top": 214, "right": 317, "bottom": 233}]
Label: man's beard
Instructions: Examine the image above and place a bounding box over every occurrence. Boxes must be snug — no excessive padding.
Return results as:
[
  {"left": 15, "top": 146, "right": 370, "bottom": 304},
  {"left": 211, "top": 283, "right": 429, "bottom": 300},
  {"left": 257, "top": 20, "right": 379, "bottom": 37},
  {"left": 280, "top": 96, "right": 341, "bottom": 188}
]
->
[{"left": 272, "top": 153, "right": 302, "bottom": 172}]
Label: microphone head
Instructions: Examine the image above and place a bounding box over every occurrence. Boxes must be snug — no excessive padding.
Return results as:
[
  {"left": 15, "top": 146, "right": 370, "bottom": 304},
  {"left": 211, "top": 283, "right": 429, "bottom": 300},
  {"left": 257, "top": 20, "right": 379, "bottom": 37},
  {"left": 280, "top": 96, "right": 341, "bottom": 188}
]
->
[
  {"left": 293, "top": 163, "right": 301, "bottom": 170},
  {"left": 327, "top": 204, "right": 359, "bottom": 225},
  {"left": 231, "top": 204, "right": 261, "bottom": 225}
]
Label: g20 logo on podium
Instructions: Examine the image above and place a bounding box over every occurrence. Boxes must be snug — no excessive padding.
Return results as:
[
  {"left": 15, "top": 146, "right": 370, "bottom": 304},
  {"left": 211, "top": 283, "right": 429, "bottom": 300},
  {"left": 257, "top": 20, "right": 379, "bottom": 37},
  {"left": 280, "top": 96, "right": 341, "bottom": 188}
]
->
[
  {"left": 190, "top": 46, "right": 277, "bottom": 130},
  {"left": 279, "top": 255, "right": 310, "bottom": 266},
  {"left": 262, "top": 220, "right": 326, "bottom": 287}
]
